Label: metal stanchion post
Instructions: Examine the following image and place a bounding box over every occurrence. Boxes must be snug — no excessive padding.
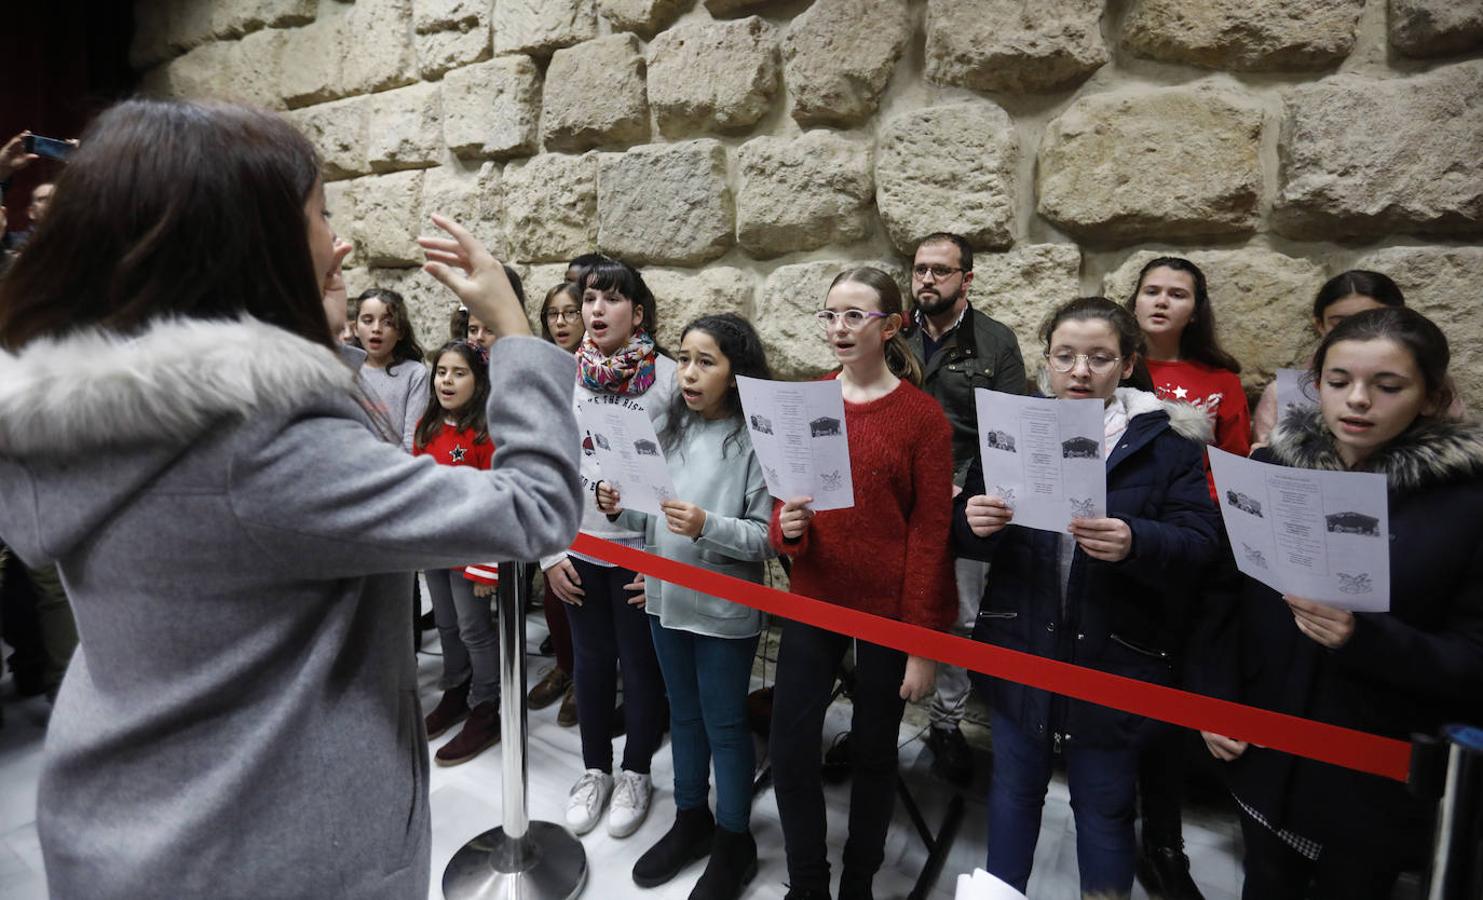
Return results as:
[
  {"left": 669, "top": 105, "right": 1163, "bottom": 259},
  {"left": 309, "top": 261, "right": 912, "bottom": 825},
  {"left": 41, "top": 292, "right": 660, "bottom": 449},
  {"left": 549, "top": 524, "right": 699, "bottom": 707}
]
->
[
  {"left": 443, "top": 561, "right": 588, "bottom": 900},
  {"left": 1425, "top": 725, "right": 1483, "bottom": 900}
]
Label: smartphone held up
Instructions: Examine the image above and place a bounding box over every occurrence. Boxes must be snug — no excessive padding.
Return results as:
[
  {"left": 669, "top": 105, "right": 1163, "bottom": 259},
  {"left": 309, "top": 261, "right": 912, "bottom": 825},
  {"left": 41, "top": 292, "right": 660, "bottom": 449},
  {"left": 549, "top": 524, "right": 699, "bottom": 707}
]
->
[{"left": 22, "top": 134, "right": 77, "bottom": 162}]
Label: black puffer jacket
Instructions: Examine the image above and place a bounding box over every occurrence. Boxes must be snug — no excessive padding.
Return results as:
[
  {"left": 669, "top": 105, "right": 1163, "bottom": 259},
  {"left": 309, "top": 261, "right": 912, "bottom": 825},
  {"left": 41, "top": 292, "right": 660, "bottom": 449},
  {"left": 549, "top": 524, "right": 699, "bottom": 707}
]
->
[{"left": 1195, "top": 410, "right": 1483, "bottom": 860}]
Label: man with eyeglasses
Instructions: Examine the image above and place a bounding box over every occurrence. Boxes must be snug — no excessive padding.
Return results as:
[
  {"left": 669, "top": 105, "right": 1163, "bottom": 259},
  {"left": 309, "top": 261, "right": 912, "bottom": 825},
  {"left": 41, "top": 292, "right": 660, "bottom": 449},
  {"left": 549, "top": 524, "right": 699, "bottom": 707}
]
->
[{"left": 904, "top": 232, "right": 1026, "bottom": 786}]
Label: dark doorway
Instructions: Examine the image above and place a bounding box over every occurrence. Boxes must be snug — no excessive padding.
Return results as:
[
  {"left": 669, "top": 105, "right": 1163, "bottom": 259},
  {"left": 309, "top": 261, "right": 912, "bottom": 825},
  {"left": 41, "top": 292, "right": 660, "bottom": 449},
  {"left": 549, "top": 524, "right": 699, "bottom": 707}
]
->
[{"left": 1, "top": 2, "right": 136, "bottom": 236}]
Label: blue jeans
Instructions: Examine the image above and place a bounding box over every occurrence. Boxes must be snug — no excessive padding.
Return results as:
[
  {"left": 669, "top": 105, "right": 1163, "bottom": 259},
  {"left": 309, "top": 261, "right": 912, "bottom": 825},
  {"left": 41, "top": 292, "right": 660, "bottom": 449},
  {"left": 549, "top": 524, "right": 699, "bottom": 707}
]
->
[
  {"left": 425, "top": 568, "right": 499, "bottom": 708},
  {"left": 648, "top": 618, "right": 758, "bottom": 832},
  {"left": 986, "top": 709, "right": 1138, "bottom": 896}
]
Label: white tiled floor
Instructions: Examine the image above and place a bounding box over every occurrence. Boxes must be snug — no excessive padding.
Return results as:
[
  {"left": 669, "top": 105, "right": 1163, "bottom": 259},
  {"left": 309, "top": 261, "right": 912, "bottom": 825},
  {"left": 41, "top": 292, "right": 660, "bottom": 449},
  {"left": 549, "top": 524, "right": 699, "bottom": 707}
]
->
[{"left": 0, "top": 606, "right": 1248, "bottom": 900}]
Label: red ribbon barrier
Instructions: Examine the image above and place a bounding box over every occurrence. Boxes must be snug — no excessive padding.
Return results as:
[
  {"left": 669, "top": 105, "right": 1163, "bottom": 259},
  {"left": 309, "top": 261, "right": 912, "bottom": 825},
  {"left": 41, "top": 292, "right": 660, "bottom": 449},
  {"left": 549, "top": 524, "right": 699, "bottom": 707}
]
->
[{"left": 570, "top": 533, "right": 1413, "bottom": 783}]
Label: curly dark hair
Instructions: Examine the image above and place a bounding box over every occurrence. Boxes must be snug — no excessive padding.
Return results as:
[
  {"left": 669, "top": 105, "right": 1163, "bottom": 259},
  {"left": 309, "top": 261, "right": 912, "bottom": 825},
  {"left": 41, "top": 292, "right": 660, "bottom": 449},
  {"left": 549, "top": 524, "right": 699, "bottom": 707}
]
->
[{"left": 660, "top": 313, "right": 771, "bottom": 459}]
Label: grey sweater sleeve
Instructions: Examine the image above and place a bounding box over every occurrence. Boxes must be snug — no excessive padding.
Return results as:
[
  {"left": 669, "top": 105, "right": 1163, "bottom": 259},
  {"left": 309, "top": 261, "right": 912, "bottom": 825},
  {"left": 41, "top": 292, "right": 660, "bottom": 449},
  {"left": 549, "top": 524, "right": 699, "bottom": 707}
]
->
[
  {"left": 400, "top": 362, "right": 430, "bottom": 452},
  {"left": 694, "top": 447, "right": 774, "bottom": 563},
  {"left": 229, "top": 337, "right": 582, "bottom": 576}
]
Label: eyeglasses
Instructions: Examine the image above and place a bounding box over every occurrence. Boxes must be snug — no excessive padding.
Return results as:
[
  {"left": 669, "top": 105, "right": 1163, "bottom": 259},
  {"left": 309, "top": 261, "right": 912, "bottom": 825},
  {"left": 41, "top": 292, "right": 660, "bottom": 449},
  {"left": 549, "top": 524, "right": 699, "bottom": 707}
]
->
[
  {"left": 912, "top": 264, "right": 964, "bottom": 280},
  {"left": 544, "top": 308, "right": 580, "bottom": 323},
  {"left": 816, "top": 309, "right": 891, "bottom": 331},
  {"left": 1045, "top": 351, "right": 1123, "bottom": 374}
]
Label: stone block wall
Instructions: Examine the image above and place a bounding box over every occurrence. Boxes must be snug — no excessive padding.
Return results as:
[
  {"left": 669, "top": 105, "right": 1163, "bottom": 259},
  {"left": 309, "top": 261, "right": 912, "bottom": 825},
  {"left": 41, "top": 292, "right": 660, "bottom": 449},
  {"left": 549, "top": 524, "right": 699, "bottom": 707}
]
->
[{"left": 134, "top": 0, "right": 1483, "bottom": 408}]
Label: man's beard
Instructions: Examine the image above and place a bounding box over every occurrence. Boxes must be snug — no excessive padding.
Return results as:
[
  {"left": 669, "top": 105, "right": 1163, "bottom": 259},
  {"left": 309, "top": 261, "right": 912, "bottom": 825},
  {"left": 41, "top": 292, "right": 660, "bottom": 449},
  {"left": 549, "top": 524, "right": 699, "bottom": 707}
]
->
[{"left": 915, "top": 285, "right": 961, "bottom": 318}]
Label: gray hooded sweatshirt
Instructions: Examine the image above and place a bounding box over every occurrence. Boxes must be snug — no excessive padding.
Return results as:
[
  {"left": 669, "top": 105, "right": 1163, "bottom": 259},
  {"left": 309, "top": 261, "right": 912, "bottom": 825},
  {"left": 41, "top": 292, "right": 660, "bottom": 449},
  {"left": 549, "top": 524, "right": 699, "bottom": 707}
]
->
[{"left": 0, "top": 317, "right": 582, "bottom": 899}]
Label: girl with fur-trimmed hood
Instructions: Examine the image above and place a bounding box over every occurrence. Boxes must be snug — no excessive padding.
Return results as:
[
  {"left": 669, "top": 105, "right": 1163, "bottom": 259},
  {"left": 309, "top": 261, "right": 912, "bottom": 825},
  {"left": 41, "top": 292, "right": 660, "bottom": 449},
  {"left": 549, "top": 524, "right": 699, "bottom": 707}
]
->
[
  {"left": 952, "top": 297, "right": 1223, "bottom": 899},
  {"left": 1195, "top": 307, "right": 1483, "bottom": 900}
]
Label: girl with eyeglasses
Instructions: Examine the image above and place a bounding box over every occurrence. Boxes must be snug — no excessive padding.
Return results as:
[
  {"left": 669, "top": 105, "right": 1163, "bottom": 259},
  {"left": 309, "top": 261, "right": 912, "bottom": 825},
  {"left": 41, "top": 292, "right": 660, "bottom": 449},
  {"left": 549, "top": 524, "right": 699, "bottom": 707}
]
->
[
  {"left": 525, "top": 280, "right": 588, "bottom": 725},
  {"left": 953, "top": 297, "right": 1222, "bottom": 898},
  {"left": 540, "top": 280, "right": 586, "bottom": 353},
  {"left": 769, "top": 267, "right": 956, "bottom": 900}
]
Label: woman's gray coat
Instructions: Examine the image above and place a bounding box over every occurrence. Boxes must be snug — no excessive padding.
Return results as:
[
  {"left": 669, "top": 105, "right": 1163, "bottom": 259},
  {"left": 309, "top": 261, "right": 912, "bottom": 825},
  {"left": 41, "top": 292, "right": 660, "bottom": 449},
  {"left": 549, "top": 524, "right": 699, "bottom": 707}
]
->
[{"left": 0, "top": 316, "right": 582, "bottom": 899}]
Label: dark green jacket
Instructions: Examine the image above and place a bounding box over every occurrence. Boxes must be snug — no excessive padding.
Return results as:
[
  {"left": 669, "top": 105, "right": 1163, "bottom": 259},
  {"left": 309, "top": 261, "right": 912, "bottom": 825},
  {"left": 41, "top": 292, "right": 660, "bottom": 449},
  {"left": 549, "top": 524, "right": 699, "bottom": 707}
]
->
[{"left": 906, "top": 305, "right": 1027, "bottom": 485}]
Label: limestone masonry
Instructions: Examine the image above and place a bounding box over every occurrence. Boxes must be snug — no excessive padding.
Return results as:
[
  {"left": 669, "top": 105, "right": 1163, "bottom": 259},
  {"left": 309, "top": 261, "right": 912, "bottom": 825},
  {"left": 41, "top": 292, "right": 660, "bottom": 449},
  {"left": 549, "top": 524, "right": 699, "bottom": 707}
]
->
[{"left": 136, "top": 0, "right": 1483, "bottom": 408}]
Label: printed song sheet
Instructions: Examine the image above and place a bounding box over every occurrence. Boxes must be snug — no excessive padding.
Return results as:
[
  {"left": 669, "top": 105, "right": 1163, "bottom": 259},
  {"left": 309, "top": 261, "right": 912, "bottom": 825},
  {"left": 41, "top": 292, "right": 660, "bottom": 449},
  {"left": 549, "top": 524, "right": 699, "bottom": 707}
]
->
[
  {"left": 1273, "top": 367, "right": 1320, "bottom": 424},
  {"left": 974, "top": 389, "right": 1107, "bottom": 533},
  {"left": 736, "top": 376, "right": 854, "bottom": 511},
  {"left": 577, "top": 400, "right": 677, "bottom": 517},
  {"left": 1209, "top": 447, "right": 1390, "bottom": 612}
]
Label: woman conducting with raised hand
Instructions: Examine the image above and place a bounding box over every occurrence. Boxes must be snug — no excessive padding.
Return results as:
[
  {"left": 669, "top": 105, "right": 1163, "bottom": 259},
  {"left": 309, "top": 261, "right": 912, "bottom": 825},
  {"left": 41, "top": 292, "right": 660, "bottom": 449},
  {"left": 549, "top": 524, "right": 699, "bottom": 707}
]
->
[
  {"left": 1198, "top": 307, "right": 1483, "bottom": 900},
  {"left": 0, "top": 99, "right": 582, "bottom": 900}
]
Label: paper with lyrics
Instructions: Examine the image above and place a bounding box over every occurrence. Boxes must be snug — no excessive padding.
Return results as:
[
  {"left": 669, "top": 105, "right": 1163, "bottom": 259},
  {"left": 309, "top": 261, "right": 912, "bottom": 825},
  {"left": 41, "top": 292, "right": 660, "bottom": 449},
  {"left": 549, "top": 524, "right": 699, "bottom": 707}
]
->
[
  {"left": 577, "top": 398, "right": 677, "bottom": 517},
  {"left": 1273, "top": 367, "right": 1320, "bottom": 424},
  {"left": 974, "top": 389, "right": 1107, "bottom": 534},
  {"left": 736, "top": 375, "right": 854, "bottom": 511},
  {"left": 1209, "top": 447, "right": 1390, "bottom": 612}
]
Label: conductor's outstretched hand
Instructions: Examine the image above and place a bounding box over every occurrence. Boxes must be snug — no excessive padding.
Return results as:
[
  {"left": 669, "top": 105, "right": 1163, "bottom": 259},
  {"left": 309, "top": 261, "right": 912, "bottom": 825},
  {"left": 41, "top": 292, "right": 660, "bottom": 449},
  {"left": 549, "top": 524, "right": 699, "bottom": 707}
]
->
[{"left": 418, "top": 214, "right": 532, "bottom": 340}]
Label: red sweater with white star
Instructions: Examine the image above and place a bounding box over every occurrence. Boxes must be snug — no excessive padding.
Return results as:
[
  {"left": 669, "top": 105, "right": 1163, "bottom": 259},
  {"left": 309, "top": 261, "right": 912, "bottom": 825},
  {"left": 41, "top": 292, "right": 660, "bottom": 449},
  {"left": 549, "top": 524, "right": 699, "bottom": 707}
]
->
[
  {"left": 414, "top": 421, "right": 497, "bottom": 582},
  {"left": 1145, "top": 358, "right": 1250, "bottom": 498},
  {"left": 768, "top": 378, "right": 956, "bottom": 631}
]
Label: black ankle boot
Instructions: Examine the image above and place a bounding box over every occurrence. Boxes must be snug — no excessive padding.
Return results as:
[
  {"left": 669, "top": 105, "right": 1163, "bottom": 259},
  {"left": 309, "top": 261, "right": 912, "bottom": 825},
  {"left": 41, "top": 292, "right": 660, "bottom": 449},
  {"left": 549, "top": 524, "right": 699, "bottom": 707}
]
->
[
  {"left": 689, "top": 826, "right": 757, "bottom": 900},
  {"left": 632, "top": 805, "right": 714, "bottom": 887},
  {"left": 837, "top": 871, "right": 874, "bottom": 900},
  {"left": 1136, "top": 841, "right": 1205, "bottom": 900}
]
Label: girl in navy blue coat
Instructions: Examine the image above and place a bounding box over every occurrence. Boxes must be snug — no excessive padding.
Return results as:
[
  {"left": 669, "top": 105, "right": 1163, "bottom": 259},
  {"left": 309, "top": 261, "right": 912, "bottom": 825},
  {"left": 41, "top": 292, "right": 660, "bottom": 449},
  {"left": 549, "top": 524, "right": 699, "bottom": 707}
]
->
[
  {"left": 1195, "top": 307, "right": 1483, "bottom": 900},
  {"left": 953, "top": 297, "right": 1222, "bottom": 897}
]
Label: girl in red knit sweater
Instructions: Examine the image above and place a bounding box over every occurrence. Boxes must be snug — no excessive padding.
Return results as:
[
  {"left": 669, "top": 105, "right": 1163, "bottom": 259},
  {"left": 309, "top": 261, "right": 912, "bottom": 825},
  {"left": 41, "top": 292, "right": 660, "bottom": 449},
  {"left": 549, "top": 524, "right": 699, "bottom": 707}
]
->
[
  {"left": 769, "top": 267, "right": 956, "bottom": 900},
  {"left": 413, "top": 340, "right": 501, "bottom": 767}
]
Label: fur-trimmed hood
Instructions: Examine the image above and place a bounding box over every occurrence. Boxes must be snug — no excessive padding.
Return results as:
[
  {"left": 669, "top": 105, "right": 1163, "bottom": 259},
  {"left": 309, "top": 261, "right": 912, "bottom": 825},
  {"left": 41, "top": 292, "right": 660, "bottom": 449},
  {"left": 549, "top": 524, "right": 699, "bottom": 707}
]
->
[
  {"left": 0, "top": 317, "right": 358, "bottom": 565},
  {"left": 1113, "top": 386, "right": 1214, "bottom": 444},
  {"left": 1034, "top": 369, "right": 1214, "bottom": 445},
  {"left": 0, "top": 316, "right": 355, "bottom": 457},
  {"left": 1269, "top": 406, "right": 1483, "bottom": 496}
]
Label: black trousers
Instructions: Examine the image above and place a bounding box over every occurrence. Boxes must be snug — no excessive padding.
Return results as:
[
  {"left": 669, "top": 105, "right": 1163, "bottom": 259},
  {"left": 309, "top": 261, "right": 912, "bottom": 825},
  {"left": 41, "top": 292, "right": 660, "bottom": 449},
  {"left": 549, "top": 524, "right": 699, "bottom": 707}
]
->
[
  {"left": 769, "top": 619, "right": 907, "bottom": 895},
  {"left": 1138, "top": 724, "right": 1188, "bottom": 848},
  {"left": 1238, "top": 810, "right": 1403, "bottom": 900},
  {"left": 565, "top": 557, "right": 667, "bottom": 774}
]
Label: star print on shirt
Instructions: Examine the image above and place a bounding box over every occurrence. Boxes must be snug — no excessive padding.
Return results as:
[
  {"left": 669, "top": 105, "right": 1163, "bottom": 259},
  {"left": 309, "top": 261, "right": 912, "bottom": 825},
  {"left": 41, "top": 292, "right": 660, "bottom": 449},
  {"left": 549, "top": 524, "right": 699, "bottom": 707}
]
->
[
  {"left": 1172, "top": 386, "right": 1189, "bottom": 399},
  {"left": 450, "top": 445, "right": 467, "bottom": 463}
]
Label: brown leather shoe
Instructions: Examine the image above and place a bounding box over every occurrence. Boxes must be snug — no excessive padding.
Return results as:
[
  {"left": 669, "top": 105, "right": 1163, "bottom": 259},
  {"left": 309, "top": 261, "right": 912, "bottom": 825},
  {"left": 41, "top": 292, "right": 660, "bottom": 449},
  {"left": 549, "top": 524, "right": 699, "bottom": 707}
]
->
[
  {"left": 436, "top": 700, "right": 501, "bottom": 766},
  {"left": 424, "top": 680, "right": 470, "bottom": 740},
  {"left": 557, "top": 682, "right": 578, "bottom": 727},
  {"left": 528, "top": 666, "right": 572, "bottom": 710}
]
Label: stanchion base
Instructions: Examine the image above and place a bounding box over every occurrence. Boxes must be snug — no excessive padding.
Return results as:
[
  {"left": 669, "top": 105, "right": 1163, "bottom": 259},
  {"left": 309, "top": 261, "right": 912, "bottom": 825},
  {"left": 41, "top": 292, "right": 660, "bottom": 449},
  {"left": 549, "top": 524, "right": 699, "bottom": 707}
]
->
[{"left": 442, "top": 821, "right": 587, "bottom": 900}]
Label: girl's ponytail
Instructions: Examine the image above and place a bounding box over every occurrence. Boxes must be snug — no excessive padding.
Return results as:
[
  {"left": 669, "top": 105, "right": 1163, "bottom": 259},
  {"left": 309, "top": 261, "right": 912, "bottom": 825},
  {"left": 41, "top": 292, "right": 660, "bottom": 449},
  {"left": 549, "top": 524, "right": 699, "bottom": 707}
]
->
[
  {"left": 885, "top": 331, "right": 923, "bottom": 387},
  {"left": 827, "top": 266, "right": 922, "bottom": 387}
]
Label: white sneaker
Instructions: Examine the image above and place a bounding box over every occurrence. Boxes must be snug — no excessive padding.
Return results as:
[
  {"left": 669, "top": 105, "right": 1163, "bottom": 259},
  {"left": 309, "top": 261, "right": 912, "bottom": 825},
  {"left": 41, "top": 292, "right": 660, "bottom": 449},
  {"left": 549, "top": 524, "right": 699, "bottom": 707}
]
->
[
  {"left": 566, "top": 769, "right": 614, "bottom": 835},
  {"left": 607, "top": 769, "right": 652, "bottom": 838}
]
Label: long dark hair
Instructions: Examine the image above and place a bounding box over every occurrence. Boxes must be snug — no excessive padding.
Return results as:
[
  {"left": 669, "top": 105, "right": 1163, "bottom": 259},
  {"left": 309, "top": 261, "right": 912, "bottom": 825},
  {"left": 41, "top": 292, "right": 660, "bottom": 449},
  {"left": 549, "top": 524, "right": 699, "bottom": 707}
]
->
[
  {"left": 353, "top": 288, "right": 425, "bottom": 368},
  {"left": 660, "top": 313, "right": 771, "bottom": 458},
  {"left": 0, "top": 99, "right": 332, "bottom": 352},
  {"left": 1125, "top": 256, "right": 1242, "bottom": 374},
  {"left": 414, "top": 340, "right": 491, "bottom": 451},
  {"left": 582, "top": 257, "right": 664, "bottom": 355},
  {"left": 827, "top": 266, "right": 923, "bottom": 387},
  {"left": 1311, "top": 269, "right": 1406, "bottom": 322},
  {"left": 1040, "top": 297, "right": 1154, "bottom": 392},
  {"left": 1313, "top": 307, "right": 1453, "bottom": 418}
]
